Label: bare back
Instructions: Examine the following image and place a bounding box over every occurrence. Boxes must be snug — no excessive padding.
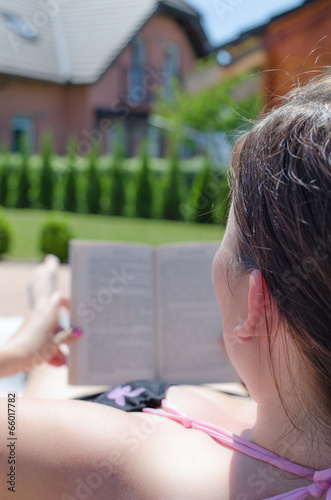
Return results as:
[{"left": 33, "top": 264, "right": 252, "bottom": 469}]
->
[{"left": 0, "top": 386, "right": 320, "bottom": 499}]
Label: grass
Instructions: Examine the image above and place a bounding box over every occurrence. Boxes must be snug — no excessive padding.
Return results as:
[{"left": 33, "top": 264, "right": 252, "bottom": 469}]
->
[{"left": 4, "top": 209, "right": 225, "bottom": 261}]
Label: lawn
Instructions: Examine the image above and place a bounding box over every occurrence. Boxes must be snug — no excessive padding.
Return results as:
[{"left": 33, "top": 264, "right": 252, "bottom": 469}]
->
[{"left": 4, "top": 209, "right": 225, "bottom": 261}]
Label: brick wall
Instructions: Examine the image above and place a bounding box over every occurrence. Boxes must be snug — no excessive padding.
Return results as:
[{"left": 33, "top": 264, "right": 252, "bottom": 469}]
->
[
  {"left": 0, "top": 13, "right": 198, "bottom": 155},
  {"left": 264, "top": 0, "right": 331, "bottom": 105}
]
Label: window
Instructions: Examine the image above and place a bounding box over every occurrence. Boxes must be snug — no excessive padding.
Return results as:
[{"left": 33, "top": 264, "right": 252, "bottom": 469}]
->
[
  {"left": 11, "top": 116, "right": 34, "bottom": 153},
  {"left": 163, "top": 44, "right": 179, "bottom": 100},
  {"left": 147, "top": 125, "right": 163, "bottom": 158},
  {"left": 2, "top": 12, "right": 37, "bottom": 41},
  {"left": 126, "top": 121, "right": 147, "bottom": 157},
  {"left": 107, "top": 121, "right": 126, "bottom": 156},
  {"left": 127, "top": 36, "right": 146, "bottom": 103}
]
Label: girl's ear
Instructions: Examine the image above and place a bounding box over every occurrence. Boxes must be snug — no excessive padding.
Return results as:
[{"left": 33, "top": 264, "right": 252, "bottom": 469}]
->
[{"left": 233, "top": 270, "right": 274, "bottom": 343}]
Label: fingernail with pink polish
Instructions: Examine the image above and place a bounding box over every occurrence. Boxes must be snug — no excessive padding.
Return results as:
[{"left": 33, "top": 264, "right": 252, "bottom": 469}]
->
[{"left": 72, "top": 327, "right": 83, "bottom": 338}]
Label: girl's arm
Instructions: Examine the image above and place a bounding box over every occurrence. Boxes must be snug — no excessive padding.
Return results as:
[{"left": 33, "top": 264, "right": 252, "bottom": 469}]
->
[
  {"left": 0, "top": 397, "right": 142, "bottom": 499},
  {"left": 0, "top": 293, "right": 80, "bottom": 378},
  {"left": 0, "top": 393, "right": 231, "bottom": 500}
]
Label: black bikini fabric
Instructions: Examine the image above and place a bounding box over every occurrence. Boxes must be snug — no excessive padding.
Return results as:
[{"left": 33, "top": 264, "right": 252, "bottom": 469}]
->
[{"left": 75, "top": 380, "right": 173, "bottom": 412}]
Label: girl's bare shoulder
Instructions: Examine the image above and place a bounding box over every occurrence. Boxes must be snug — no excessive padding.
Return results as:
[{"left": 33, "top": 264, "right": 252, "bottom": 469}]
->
[{"left": 0, "top": 396, "right": 232, "bottom": 500}]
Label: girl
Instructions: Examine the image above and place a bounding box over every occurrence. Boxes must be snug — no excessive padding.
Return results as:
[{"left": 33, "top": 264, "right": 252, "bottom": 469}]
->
[{"left": 0, "top": 75, "right": 330, "bottom": 499}]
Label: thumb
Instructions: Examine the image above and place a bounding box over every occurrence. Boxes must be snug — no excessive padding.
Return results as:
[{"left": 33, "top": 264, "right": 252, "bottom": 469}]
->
[{"left": 53, "top": 327, "right": 83, "bottom": 346}]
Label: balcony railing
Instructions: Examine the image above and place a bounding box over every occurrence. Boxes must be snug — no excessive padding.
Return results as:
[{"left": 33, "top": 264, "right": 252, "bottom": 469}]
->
[{"left": 117, "top": 64, "right": 183, "bottom": 108}]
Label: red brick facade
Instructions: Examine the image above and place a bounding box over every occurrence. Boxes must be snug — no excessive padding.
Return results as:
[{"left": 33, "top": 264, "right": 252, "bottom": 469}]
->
[
  {"left": 264, "top": 0, "right": 331, "bottom": 105},
  {"left": 0, "top": 14, "right": 198, "bottom": 156}
]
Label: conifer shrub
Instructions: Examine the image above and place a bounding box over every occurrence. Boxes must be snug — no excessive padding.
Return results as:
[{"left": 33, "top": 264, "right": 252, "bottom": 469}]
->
[
  {"left": 214, "top": 169, "right": 231, "bottom": 225},
  {"left": 86, "top": 147, "right": 101, "bottom": 214},
  {"left": 0, "top": 152, "right": 9, "bottom": 207},
  {"left": 39, "top": 218, "right": 73, "bottom": 262},
  {"left": 161, "top": 146, "right": 182, "bottom": 221},
  {"left": 189, "top": 158, "right": 220, "bottom": 224},
  {"left": 63, "top": 141, "right": 78, "bottom": 213},
  {"left": 0, "top": 210, "right": 11, "bottom": 257},
  {"left": 39, "top": 132, "right": 54, "bottom": 210},
  {"left": 16, "top": 137, "right": 31, "bottom": 208},
  {"left": 109, "top": 143, "right": 126, "bottom": 216},
  {"left": 135, "top": 142, "right": 153, "bottom": 218}
]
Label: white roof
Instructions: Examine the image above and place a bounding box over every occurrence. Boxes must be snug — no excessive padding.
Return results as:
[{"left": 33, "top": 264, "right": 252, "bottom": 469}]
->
[{"left": 0, "top": 0, "right": 203, "bottom": 84}]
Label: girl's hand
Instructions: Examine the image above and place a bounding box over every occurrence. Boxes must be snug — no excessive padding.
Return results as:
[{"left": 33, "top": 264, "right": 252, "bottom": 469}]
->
[{"left": 0, "top": 292, "right": 83, "bottom": 376}]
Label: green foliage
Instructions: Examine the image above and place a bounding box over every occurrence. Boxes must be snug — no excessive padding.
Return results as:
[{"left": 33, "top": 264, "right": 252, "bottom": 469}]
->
[
  {"left": 39, "top": 218, "right": 73, "bottom": 262},
  {"left": 161, "top": 146, "right": 182, "bottom": 221},
  {"left": 0, "top": 210, "right": 11, "bottom": 256},
  {"left": 0, "top": 151, "right": 9, "bottom": 207},
  {"left": 63, "top": 141, "right": 78, "bottom": 212},
  {"left": 135, "top": 142, "right": 153, "bottom": 218},
  {"left": 156, "top": 72, "right": 261, "bottom": 139},
  {"left": 109, "top": 143, "right": 126, "bottom": 216},
  {"left": 189, "top": 157, "right": 220, "bottom": 224},
  {"left": 0, "top": 147, "right": 225, "bottom": 223},
  {"left": 214, "top": 170, "right": 231, "bottom": 225},
  {"left": 39, "top": 133, "right": 54, "bottom": 210},
  {"left": 86, "top": 147, "right": 101, "bottom": 214},
  {"left": 16, "top": 137, "right": 31, "bottom": 208}
]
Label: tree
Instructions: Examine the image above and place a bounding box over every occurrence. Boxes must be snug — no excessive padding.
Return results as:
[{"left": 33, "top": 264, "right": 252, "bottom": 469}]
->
[
  {"left": 135, "top": 142, "right": 153, "bottom": 218},
  {"left": 39, "top": 132, "right": 54, "bottom": 210},
  {"left": 189, "top": 157, "right": 220, "bottom": 224},
  {"left": 16, "top": 136, "right": 31, "bottom": 209},
  {"left": 63, "top": 140, "right": 78, "bottom": 212},
  {"left": 162, "top": 145, "right": 182, "bottom": 221},
  {"left": 109, "top": 143, "right": 126, "bottom": 216},
  {"left": 0, "top": 151, "right": 9, "bottom": 207},
  {"left": 0, "top": 209, "right": 11, "bottom": 256},
  {"left": 86, "top": 147, "right": 101, "bottom": 214},
  {"left": 155, "top": 71, "right": 261, "bottom": 141},
  {"left": 214, "top": 169, "right": 231, "bottom": 225}
]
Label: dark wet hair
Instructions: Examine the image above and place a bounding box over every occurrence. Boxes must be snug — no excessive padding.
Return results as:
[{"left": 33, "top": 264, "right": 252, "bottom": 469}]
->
[{"left": 231, "top": 75, "right": 331, "bottom": 434}]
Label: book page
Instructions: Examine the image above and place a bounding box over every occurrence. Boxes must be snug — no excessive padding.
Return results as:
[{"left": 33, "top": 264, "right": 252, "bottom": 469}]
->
[
  {"left": 155, "top": 243, "right": 238, "bottom": 384},
  {"left": 69, "top": 241, "right": 155, "bottom": 385}
]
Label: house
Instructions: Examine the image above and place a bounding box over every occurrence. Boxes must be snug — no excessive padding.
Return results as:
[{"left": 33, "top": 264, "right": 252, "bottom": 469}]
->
[
  {"left": 185, "top": 0, "right": 331, "bottom": 105},
  {"left": 0, "top": 0, "right": 210, "bottom": 157}
]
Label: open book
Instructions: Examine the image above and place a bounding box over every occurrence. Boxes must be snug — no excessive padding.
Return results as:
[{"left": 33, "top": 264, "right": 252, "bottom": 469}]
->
[{"left": 69, "top": 241, "right": 238, "bottom": 385}]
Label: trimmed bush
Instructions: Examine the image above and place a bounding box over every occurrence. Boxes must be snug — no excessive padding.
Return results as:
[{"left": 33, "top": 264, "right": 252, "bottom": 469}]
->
[
  {"left": 39, "top": 133, "right": 54, "bottom": 210},
  {"left": 109, "top": 143, "right": 126, "bottom": 216},
  {"left": 135, "top": 142, "right": 153, "bottom": 218},
  {"left": 161, "top": 146, "right": 182, "bottom": 221},
  {"left": 39, "top": 218, "right": 73, "bottom": 262},
  {"left": 190, "top": 158, "right": 220, "bottom": 224},
  {"left": 86, "top": 148, "right": 101, "bottom": 214},
  {"left": 0, "top": 152, "right": 9, "bottom": 207},
  {"left": 0, "top": 211, "right": 11, "bottom": 257},
  {"left": 16, "top": 137, "right": 31, "bottom": 208},
  {"left": 215, "top": 170, "right": 231, "bottom": 225},
  {"left": 63, "top": 142, "right": 78, "bottom": 212}
]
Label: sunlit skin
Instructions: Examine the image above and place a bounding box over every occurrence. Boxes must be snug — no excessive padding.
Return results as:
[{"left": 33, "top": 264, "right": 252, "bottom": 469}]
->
[
  {"left": 0, "top": 206, "right": 329, "bottom": 498},
  {"left": 213, "top": 206, "right": 331, "bottom": 471},
  {"left": 212, "top": 206, "right": 276, "bottom": 405}
]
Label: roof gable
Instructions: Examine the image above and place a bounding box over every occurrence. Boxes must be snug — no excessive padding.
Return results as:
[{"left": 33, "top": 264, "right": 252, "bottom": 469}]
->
[
  {"left": 214, "top": 0, "right": 321, "bottom": 50},
  {"left": 0, "top": 0, "right": 61, "bottom": 82},
  {"left": 161, "top": 0, "right": 200, "bottom": 17},
  {"left": 0, "top": 0, "right": 207, "bottom": 84}
]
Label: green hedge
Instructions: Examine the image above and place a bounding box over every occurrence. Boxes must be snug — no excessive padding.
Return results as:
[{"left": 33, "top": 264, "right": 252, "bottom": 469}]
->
[
  {"left": 0, "top": 210, "right": 11, "bottom": 257},
  {"left": 0, "top": 150, "right": 230, "bottom": 223}
]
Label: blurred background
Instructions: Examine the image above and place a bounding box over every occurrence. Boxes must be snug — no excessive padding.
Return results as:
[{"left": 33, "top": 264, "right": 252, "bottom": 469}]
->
[{"left": 0, "top": 0, "right": 330, "bottom": 314}]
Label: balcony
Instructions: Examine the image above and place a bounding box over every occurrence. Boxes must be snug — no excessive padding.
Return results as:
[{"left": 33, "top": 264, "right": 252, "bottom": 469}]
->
[{"left": 121, "top": 64, "right": 164, "bottom": 108}]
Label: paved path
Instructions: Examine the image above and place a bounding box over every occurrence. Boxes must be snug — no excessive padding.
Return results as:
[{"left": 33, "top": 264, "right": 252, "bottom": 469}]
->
[{"left": 0, "top": 261, "right": 70, "bottom": 316}]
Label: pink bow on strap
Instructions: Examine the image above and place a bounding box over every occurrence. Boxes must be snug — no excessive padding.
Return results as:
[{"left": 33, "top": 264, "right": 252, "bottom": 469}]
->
[
  {"left": 143, "top": 401, "right": 331, "bottom": 500},
  {"left": 265, "top": 468, "right": 331, "bottom": 499}
]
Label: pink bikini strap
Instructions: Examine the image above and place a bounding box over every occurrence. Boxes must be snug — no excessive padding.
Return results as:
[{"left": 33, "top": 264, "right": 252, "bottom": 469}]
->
[{"left": 143, "top": 400, "right": 331, "bottom": 500}]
